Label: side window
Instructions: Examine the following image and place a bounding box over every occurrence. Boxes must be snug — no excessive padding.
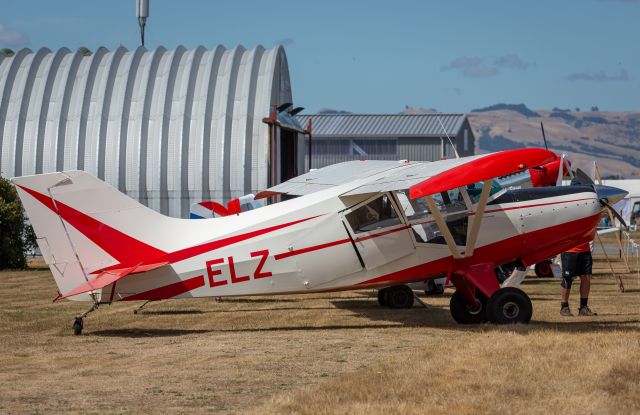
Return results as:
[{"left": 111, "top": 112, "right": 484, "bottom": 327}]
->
[
  {"left": 396, "top": 189, "right": 468, "bottom": 246},
  {"left": 345, "top": 194, "right": 401, "bottom": 234},
  {"left": 465, "top": 181, "right": 503, "bottom": 204},
  {"left": 632, "top": 202, "right": 640, "bottom": 225}
]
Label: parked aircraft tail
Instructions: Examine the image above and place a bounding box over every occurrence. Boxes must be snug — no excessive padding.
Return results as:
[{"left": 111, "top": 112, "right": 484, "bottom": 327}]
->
[{"left": 11, "top": 171, "right": 173, "bottom": 301}]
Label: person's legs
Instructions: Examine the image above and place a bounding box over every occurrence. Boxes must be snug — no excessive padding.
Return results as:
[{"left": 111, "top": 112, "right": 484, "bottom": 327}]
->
[
  {"left": 579, "top": 274, "right": 591, "bottom": 299},
  {"left": 578, "top": 274, "right": 597, "bottom": 315},
  {"left": 560, "top": 253, "right": 575, "bottom": 316},
  {"left": 578, "top": 252, "right": 597, "bottom": 316}
]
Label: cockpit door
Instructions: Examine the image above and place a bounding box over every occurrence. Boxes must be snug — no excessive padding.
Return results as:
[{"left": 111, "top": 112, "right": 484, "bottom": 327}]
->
[{"left": 342, "top": 193, "right": 416, "bottom": 270}]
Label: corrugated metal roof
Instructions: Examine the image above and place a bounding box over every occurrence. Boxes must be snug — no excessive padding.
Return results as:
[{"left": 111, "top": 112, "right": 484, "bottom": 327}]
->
[{"left": 295, "top": 113, "right": 466, "bottom": 138}]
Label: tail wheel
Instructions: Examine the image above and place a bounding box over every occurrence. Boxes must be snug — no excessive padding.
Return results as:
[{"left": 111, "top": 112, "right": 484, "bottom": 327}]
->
[
  {"left": 72, "top": 317, "right": 83, "bottom": 335},
  {"left": 449, "top": 291, "right": 487, "bottom": 324},
  {"left": 486, "top": 287, "right": 532, "bottom": 324},
  {"left": 534, "top": 260, "right": 553, "bottom": 278},
  {"left": 386, "top": 285, "right": 414, "bottom": 309}
]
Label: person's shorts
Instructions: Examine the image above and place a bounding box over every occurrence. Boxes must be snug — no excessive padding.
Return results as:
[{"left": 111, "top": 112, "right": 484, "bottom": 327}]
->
[{"left": 561, "top": 252, "right": 592, "bottom": 278}]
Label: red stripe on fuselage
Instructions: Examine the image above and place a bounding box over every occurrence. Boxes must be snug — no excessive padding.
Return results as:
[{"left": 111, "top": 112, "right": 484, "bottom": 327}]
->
[
  {"left": 356, "top": 212, "right": 601, "bottom": 287},
  {"left": 18, "top": 184, "right": 320, "bottom": 270},
  {"left": 121, "top": 275, "right": 206, "bottom": 301},
  {"left": 165, "top": 216, "right": 321, "bottom": 264},
  {"left": 274, "top": 239, "right": 351, "bottom": 260}
]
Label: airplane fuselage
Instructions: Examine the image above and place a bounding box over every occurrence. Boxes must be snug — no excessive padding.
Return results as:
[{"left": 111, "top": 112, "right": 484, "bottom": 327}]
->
[{"left": 104, "top": 185, "right": 601, "bottom": 302}]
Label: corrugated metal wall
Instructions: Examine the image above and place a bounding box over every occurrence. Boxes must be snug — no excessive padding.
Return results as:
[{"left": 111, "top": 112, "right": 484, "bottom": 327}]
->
[
  {"left": 398, "top": 137, "right": 442, "bottom": 161},
  {"left": 307, "top": 137, "right": 447, "bottom": 169},
  {"left": 297, "top": 113, "right": 475, "bottom": 169},
  {"left": 0, "top": 45, "right": 292, "bottom": 217}
]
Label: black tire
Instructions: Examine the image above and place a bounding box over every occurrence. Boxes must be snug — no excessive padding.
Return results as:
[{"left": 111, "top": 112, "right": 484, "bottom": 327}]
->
[
  {"left": 534, "top": 260, "right": 553, "bottom": 278},
  {"left": 377, "top": 288, "right": 388, "bottom": 306},
  {"left": 449, "top": 291, "right": 487, "bottom": 324},
  {"left": 386, "top": 285, "right": 414, "bottom": 309},
  {"left": 486, "top": 287, "right": 532, "bottom": 324},
  {"left": 72, "top": 318, "right": 83, "bottom": 335}
]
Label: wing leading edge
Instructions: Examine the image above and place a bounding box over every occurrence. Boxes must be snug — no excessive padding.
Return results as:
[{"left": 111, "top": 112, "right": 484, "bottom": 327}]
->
[{"left": 409, "top": 148, "right": 556, "bottom": 199}]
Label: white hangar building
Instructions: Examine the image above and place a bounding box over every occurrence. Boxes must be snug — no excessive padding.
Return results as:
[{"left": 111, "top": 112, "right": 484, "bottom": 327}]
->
[{"left": 0, "top": 45, "right": 307, "bottom": 217}]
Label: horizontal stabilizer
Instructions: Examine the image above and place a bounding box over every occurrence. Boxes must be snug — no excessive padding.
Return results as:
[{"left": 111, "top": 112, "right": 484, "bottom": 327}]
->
[{"left": 62, "top": 262, "right": 169, "bottom": 299}]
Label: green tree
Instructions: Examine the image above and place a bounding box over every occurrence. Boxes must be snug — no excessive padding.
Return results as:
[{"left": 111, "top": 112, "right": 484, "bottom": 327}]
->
[{"left": 0, "top": 177, "right": 37, "bottom": 269}]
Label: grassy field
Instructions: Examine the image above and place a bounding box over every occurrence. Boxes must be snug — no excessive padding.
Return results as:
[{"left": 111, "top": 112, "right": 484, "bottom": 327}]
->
[{"left": 0, "top": 253, "right": 639, "bottom": 414}]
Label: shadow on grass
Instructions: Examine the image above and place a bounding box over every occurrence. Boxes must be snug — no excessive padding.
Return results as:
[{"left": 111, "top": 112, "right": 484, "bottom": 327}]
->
[
  {"left": 330, "top": 297, "right": 640, "bottom": 334},
  {"left": 521, "top": 278, "right": 558, "bottom": 285},
  {"left": 89, "top": 295, "right": 640, "bottom": 337},
  {"left": 140, "top": 306, "right": 338, "bottom": 315},
  {"left": 139, "top": 310, "right": 204, "bottom": 315},
  {"left": 91, "top": 328, "right": 210, "bottom": 337}
]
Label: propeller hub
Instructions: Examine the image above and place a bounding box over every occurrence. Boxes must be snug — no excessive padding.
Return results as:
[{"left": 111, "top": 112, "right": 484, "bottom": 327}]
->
[{"left": 594, "top": 185, "right": 628, "bottom": 205}]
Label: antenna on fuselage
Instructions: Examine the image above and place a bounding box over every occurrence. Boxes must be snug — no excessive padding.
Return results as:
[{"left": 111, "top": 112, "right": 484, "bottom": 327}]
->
[
  {"left": 437, "top": 115, "right": 460, "bottom": 159},
  {"left": 540, "top": 122, "right": 549, "bottom": 150}
]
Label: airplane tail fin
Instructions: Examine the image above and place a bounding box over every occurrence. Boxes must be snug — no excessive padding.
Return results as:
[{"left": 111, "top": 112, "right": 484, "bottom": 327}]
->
[{"left": 11, "top": 171, "right": 171, "bottom": 301}]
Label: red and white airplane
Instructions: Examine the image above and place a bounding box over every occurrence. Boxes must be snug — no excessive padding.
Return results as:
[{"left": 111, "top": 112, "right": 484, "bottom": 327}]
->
[{"left": 11, "top": 148, "right": 626, "bottom": 334}]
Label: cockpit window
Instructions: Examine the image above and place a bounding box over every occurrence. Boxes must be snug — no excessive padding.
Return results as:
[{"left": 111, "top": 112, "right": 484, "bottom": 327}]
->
[
  {"left": 345, "top": 194, "right": 402, "bottom": 234},
  {"left": 465, "top": 181, "right": 504, "bottom": 204},
  {"left": 396, "top": 189, "right": 468, "bottom": 246}
]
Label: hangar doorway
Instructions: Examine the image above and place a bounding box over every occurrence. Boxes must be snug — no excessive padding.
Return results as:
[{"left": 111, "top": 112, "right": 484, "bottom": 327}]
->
[
  {"left": 263, "top": 107, "right": 310, "bottom": 191},
  {"left": 280, "top": 128, "right": 298, "bottom": 182}
]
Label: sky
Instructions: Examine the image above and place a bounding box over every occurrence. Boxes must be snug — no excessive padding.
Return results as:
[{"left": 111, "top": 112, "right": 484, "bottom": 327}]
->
[{"left": 1, "top": 0, "right": 638, "bottom": 113}]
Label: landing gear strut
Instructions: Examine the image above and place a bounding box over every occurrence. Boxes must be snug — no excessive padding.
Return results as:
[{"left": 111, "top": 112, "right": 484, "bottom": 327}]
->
[
  {"left": 72, "top": 302, "right": 99, "bottom": 335},
  {"left": 449, "top": 264, "right": 533, "bottom": 324},
  {"left": 133, "top": 300, "right": 152, "bottom": 314},
  {"left": 377, "top": 285, "right": 414, "bottom": 309}
]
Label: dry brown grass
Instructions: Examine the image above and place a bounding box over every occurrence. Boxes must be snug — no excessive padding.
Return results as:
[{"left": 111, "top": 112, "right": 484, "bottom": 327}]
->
[{"left": 0, "top": 251, "right": 639, "bottom": 414}]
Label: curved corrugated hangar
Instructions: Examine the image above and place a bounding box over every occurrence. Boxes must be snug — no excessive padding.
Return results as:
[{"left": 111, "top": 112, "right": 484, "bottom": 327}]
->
[{"left": 0, "top": 45, "right": 307, "bottom": 217}]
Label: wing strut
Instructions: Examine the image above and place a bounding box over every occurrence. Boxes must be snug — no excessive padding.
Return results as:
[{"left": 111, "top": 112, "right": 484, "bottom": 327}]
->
[
  {"left": 424, "top": 195, "right": 463, "bottom": 259},
  {"left": 423, "top": 180, "right": 492, "bottom": 260},
  {"left": 465, "top": 179, "right": 492, "bottom": 257}
]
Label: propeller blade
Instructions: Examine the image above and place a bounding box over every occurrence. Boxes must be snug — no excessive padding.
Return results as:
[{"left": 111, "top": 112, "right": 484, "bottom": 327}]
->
[
  {"left": 599, "top": 199, "right": 628, "bottom": 229},
  {"left": 574, "top": 168, "right": 594, "bottom": 185}
]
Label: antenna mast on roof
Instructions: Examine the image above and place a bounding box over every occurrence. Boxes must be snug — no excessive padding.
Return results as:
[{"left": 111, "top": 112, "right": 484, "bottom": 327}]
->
[
  {"left": 437, "top": 115, "right": 460, "bottom": 159},
  {"left": 136, "top": 0, "right": 149, "bottom": 47}
]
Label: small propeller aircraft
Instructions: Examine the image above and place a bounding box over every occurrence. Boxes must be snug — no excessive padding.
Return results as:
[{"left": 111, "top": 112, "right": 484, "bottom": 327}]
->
[{"left": 12, "top": 148, "right": 627, "bottom": 334}]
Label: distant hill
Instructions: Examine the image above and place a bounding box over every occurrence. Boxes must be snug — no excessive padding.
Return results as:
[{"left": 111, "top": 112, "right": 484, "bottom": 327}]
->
[
  {"left": 471, "top": 103, "right": 541, "bottom": 118},
  {"left": 316, "top": 108, "right": 352, "bottom": 115},
  {"left": 465, "top": 104, "right": 640, "bottom": 178}
]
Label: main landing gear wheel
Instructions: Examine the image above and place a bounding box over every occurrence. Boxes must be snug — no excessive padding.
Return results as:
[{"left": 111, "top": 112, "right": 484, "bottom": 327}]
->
[
  {"left": 377, "top": 288, "right": 388, "bottom": 306},
  {"left": 486, "top": 287, "right": 532, "bottom": 324},
  {"left": 534, "top": 260, "right": 553, "bottom": 278},
  {"left": 378, "top": 285, "right": 414, "bottom": 309},
  {"left": 449, "top": 291, "right": 488, "bottom": 324}
]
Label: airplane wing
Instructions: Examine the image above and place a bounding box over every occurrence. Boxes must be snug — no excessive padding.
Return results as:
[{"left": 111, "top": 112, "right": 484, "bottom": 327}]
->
[
  {"left": 61, "top": 262, "right": 169, "bottom": 299},
  {"left": 255, "top": 160, "right": 418, "bottom": 199},
  {"left": 256, "top": 149, "right": 555, "bottom": 200},
  {"left": 409, "top": 148, "right": 556, "bottom": 199}
]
